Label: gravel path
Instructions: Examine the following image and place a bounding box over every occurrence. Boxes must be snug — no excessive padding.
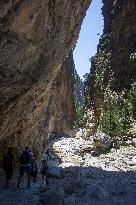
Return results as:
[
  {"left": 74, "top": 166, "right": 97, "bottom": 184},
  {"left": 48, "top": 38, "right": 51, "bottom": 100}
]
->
[
  {"left": 0, "top": 136, "right": 136, "bottom": 205},
  {"left": 44, "top": 136, "right": 136, "bottom": 205},
  {"left": 0, "top": 169, "right": 42, "bottom": 205}
]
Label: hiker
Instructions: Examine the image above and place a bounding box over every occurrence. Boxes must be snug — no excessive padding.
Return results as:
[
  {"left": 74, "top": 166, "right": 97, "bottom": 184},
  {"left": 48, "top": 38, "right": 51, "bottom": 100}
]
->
[
  {"left": 31, "top": 154, "right": 38, "bottom": 183},
  {"left": 17, "top": 146, "right": 33, "bottom": 188},
  {"left": 2, "top": 147, "right": 14, "bottom": 188},
  {"left": 41, "top": 149, "right": 50, "bottom": 185}
]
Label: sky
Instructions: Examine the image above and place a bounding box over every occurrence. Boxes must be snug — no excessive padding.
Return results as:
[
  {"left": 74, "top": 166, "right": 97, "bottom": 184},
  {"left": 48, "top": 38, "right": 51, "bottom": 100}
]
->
[{"left": 73, "top": 0, "right": 104, "bottom": 79}]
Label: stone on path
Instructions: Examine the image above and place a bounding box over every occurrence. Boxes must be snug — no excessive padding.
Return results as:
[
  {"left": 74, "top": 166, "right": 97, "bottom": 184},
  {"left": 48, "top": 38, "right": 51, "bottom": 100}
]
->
[
  {"left": 64, "top": 196, "right": 76, "bottom": 205},
  {"left": 93, "top": 132, "right": 113, "bottom": 151},
  {"left": 46, "top": 167, "right": 62, "bottom": 178},
  {"left": 60, "top": 162, "right": 75, "bottom": 168},
  {"left": 40, "top": 188, "right": 65, "bottom": 205},
  {"left": 132, "top": 138, "right": 136, "bottom": 147},
  {"left": 91, "top": 186, "right": 110, "bottom": 201}
]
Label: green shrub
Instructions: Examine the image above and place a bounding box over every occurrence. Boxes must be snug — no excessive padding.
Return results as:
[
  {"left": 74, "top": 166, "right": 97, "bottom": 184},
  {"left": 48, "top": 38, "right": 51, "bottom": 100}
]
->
[
  {"left": 98, "top": 84, "right": 135, "bottom": 137},
  {"left": 75, "top": 101, "right": 85, "bottom": 127}
]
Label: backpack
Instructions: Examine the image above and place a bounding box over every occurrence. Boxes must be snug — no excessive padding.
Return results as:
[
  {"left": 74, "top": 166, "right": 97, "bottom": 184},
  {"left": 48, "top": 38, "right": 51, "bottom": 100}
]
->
[
  {"left": 3, "top": 153, "right": 13, "bottom": 168},
  {"left": 20, "top": 151, "right": 31, "bottom": 165}
]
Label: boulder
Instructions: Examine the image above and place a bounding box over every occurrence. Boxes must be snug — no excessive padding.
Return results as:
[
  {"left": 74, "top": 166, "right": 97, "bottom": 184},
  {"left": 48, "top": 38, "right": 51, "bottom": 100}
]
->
[
  {"left": 40, "top": 188, "right": 65, "bottom": 205},
  {"left": 132, "top": 138, "right": 136, "bottom": 147},
  {"left": 46, "top": 167, "right": 62, "bottom": 179},
  {"left": 64, "top": 183, "right": 75, "bottom": 195},
  {"left": 79, "top": 144, "right": 94, "bottom": 154},
  {"left": 91, "top": 186, "right": 110, "bottom": 201},
  {"left": 64, "top": 177, "right": 85, "bottom": 195},
  {"left": 132, "top": 156, "right": 136, "bottom": 164},
  {"left": 64, "top": 196, "right": 76, "bottom": 205},
  {"left": 60, "top": 162, "right": 75, "bottom": 168},
  {"left": 93, "top": 133, "right": 113, "bottom": 151}
]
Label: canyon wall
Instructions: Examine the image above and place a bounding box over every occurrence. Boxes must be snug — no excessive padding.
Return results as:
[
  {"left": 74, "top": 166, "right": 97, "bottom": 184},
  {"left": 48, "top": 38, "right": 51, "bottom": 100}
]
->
[
  {"left": 85, "top": 0, "right": 136, "bottom": 137},
  {"left": 0, "top": 0, "right": 91, "bottom": 156},
  {"left": 110, "top": 0, "right": 136, "bottom": 89},
  {"left": 102, "top": 0, "right": 136, "bottom": 89},
  {"left": 47, "top": 51, "right": 75, "bottom": 139}
]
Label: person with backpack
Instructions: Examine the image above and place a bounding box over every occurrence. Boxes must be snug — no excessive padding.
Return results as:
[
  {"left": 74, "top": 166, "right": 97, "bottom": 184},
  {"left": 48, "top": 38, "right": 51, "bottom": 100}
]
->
[
  {"left": 17, "top": 146, "right": 33, "bottom": 188},
  {"left": 2, "top": 147, "right": 14, "bottom": 188}
]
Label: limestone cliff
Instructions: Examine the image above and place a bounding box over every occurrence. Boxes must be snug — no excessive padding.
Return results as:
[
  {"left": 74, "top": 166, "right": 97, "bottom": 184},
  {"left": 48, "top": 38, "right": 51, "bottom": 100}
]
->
[
  {"left": 47, "top": 51, "right": 75, "bottom": 139},
  {"left": 0, "top": 0, "right": 91, "bottom": 155},
  {"left": 102, "top": 0, "right": 136, "bottom": 89},
  {"left": 110, "top": 0, "right": 136, "bottom": 89},
  {"left": 85, "top": 0, "right": 136, "bottom": 137}
]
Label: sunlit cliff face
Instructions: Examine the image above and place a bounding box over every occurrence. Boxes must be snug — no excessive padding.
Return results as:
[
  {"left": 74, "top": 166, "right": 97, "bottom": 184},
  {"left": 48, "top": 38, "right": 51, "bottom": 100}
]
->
[{"left": 0, "top": 0, "right": 134, "bottom": 161}]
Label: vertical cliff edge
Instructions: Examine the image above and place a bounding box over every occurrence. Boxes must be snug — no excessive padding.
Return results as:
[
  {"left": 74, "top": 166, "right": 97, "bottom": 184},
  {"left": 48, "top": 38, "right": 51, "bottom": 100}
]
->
[
  {"left": 84, "top": 0, "right": 136, "bottom": 137},
  {"left": 0, "top": 0, "right": 91, "bottom": 155}
]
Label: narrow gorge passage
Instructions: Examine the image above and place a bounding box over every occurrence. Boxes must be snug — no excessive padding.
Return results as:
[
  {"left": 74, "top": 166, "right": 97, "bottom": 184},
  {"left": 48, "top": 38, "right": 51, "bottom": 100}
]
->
[
  {"left": 0, "top": 135, "right": 135, "bottom": 205},
  {"left": 0, "top": 0, "right": 136, "bottom": 205}
]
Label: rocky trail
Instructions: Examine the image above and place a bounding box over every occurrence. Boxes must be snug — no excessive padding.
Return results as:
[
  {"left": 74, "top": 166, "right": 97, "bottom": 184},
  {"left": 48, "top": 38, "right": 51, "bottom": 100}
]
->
[
  {"left": 0, "top": 135, "right": 136, "bottom": 205},
  {"left": 0, "top": 169, "right": 42, "bottom": 205}
]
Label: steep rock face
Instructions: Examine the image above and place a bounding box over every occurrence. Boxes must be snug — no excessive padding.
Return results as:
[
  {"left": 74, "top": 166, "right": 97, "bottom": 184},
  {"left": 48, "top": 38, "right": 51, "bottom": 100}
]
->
[
  {"left": 111, "top": 0, "right": 136, "bottom": 89},
  {"left": 102, "top": 0, "right": 113, "bottom": 33},
  {"left": 84, "top": 35, "right": 112, "bottom": 136},
  {"left": 0, "top": 0, "right": 91, "bottom": 155},
  {"left": 102, "top": 0, "right": 136, "bottom": 89},
  {"left": 85, "top": 0, "right": 136, "bottom": 136},
  {"left": 47, "top": 52, "right": 75, "bottom": 138}
]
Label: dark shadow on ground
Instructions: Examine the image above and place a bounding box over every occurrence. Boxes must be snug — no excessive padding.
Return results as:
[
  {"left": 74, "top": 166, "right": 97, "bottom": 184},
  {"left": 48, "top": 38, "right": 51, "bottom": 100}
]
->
[
  {"left": 39, "top": 136, "right": 136, "bottom": 205},
  {"left": 0, "top": 134, "right": 135, "bottom": 205},
  {"left": 39, "top": 165, "right": 136, "bottom": 205}
]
